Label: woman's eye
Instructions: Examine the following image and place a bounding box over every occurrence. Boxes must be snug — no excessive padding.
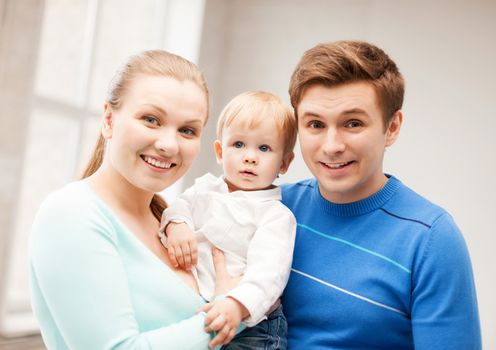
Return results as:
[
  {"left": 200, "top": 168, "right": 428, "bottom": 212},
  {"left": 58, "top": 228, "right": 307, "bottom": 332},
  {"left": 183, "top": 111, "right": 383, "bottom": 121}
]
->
[
  {"left": 234, "top": 141, "right": 244, "bottom": 148},
  {"left": 308, "top": 120, "right": 325, "bottom": 129},
  {"left": 259, "top": 145, "right": 270, "bottom": 152},
  {"left": 143, "top": 115, "right": 159, "bottom": 125},
  {"left": 179, "top": 127, "right": 196, "bottom": 136}
]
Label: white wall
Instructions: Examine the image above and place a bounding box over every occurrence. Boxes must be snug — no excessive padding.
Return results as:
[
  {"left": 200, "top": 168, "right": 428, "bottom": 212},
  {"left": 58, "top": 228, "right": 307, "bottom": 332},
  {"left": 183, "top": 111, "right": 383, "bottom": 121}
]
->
[{"left": 196, "top": 0, "right": 496, "bottom": 348}]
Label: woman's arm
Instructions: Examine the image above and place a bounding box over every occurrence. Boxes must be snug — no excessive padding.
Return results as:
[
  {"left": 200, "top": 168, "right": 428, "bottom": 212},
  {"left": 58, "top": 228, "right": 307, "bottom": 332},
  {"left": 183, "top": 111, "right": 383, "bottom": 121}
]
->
[{"left": 29, "top": 189, "right": 214, "bottom": 350}]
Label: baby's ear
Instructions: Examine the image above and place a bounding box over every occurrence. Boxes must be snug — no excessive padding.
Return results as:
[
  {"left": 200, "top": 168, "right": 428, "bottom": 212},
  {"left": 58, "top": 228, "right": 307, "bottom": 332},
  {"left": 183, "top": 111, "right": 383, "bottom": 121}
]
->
[
  {"left": 101, "top": 103, "right": 113, "bottom": 139},
  {"left": 279, "top": 151, "right": 295, "bottom": 175},
  {"left": 213, "top": 140, "right": 223, "bottom": 164}
]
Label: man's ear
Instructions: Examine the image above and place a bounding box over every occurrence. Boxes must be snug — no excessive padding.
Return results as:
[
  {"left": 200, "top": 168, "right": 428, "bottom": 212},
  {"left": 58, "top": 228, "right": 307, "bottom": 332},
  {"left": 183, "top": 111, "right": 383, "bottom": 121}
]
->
[
  {"left": 279, "top": 151, "right": 295, "bottom": 175},
  {"left": 385, "top": 110, "right": 403, "bottom": 147},
  {"left": 101, "top": 103, "right": 113, "bottom": 139},
  {"left": 213, "top": 140, "right": 223, "bottom": 164}
]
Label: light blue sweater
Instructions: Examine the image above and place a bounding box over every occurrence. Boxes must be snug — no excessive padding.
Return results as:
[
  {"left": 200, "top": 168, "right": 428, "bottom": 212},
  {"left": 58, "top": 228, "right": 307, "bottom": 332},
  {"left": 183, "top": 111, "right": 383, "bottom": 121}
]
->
[
  {"left": 281, "top": 175, "right": 481, "bottom": 349},
  {"left": 29, "top": 180, "right": 215, "bottom": 349}
]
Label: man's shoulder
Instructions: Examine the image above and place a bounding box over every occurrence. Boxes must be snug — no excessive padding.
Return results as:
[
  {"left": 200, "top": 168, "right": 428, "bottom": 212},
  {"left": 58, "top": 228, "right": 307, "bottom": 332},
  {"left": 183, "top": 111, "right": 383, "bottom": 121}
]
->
[
  {"left": 281, "top": 178, "right": 316, "bottom": 206},
  {"left": 281, "top": 178, "right": 316, "bottom": 193},
  {"left": 385, "top": 177, "right": 450, "bottom": 228}
]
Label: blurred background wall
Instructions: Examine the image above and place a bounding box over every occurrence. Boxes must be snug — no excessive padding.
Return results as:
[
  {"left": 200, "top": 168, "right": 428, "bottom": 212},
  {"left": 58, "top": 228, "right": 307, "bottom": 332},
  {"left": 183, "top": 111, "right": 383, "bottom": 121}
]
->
[{"left": 0, "top": 0, "right": 494, "bottom": 348}]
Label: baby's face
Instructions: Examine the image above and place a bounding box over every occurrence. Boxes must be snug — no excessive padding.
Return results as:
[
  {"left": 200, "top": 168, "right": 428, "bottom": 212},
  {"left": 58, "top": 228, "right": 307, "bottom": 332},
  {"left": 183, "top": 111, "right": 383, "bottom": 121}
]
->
[{"left": 215, "top": 118, "right": 290, "bottom": 192}]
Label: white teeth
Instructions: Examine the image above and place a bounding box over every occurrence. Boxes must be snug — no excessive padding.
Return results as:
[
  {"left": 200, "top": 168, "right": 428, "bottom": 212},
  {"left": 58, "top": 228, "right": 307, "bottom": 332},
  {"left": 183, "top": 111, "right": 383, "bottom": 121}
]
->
[
  {"left": 326, "top": 162, "right": 349, "bottom": 169},
  {"left": 144, "top": 156, "right": 172, "bottom": 169}
]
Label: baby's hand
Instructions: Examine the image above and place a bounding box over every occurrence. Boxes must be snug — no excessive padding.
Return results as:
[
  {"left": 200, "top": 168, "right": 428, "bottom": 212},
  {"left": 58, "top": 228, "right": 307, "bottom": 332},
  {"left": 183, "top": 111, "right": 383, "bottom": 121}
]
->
[
  {"left": 166, "top": 222, "right": 197, "bottom": 270},
  {"left": 199, "top": 297, "right": 248, "bottom": 348}
]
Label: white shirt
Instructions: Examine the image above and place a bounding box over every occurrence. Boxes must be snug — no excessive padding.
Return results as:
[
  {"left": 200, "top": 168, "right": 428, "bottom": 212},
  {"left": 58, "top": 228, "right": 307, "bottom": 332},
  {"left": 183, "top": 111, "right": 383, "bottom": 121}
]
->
[{"left": 160, "top": 173, "right": 296, "bottom": 326}]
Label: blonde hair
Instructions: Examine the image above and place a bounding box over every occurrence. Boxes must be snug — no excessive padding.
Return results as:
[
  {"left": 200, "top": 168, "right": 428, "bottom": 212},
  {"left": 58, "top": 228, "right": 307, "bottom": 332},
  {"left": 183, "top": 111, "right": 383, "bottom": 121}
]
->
[
  {"left": 81, "top": 50, "right": 209, "bottom": 220},
  {"left": 216, "top": 91, "right": 297, "bottom": 155}
]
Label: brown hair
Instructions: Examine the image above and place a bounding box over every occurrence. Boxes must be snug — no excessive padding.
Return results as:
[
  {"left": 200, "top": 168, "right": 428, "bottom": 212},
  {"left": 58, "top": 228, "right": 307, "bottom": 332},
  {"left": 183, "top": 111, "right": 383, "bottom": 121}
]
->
[
  {"left": 216, "top": 91, "right": 297, "bottom": 156},
  {"left": 81, "top": 50, "right": 209, "bottom": 220},
  {"left": 289, "top": 40, "right": 404, "bottom": 126}
]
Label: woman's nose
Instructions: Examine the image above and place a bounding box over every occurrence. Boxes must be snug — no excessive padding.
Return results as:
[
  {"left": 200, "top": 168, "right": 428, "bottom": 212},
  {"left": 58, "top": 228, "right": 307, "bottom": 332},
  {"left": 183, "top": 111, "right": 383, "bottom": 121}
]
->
[{"left": 155, "top": 130, "right": 179, "bottom": 156}]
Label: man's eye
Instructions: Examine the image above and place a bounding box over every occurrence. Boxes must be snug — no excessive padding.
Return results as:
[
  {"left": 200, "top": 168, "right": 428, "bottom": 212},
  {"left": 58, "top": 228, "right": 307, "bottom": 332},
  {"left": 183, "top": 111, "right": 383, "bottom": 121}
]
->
[
  {"left": 259, "top": 145, "right": 270, "bottom": 152},
  {"left": 234, "top": 141, "right": 244, "bottom": 148},
  {"left": 308, "top": 120, "right": 325, "bottom": 129},
  {"left": 346, "top": 120, "right": 362, "bottom": 128},
  {"left": 143, "top": 115, "right": 159, "bottom": 125}
]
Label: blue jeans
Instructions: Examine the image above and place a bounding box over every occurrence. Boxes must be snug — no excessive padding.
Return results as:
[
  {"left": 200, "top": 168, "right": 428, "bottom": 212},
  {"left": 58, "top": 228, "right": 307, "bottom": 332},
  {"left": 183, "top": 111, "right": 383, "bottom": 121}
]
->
[{"left": 221, "top": 304, "right": 287, "bottom": 350}]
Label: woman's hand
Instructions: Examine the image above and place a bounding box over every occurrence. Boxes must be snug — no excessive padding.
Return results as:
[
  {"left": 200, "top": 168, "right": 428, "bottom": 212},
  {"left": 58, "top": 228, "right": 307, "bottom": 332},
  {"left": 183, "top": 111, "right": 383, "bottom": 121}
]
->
[
  {"left": 211, "top": 247, "right": 242, "bottom": 295},
  {"left": 199, "top": 247, "right": 247, "bottom": 348}
]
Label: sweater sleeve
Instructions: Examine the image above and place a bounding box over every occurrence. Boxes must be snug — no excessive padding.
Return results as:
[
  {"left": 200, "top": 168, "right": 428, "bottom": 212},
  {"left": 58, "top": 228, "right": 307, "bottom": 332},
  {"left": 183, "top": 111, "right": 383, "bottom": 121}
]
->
[
  {"left": 227, "top": 204, "right": 296, "bottom": 326},
  {"left": 411, "top": 213, "right": 481, "bottom": 350},
  {"left": 29, "top": 192, "right": 214, "bottom": 350}
]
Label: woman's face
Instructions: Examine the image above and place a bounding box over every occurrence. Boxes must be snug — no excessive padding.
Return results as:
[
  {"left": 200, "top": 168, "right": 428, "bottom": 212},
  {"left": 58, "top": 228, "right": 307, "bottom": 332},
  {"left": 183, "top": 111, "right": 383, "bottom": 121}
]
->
[{"left": 102, "top": 74, "right": 208, "bottom": 194}]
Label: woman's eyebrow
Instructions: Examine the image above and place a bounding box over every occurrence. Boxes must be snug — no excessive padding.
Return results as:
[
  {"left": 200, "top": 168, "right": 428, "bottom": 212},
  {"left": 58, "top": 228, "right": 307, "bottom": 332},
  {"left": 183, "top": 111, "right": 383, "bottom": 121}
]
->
[{"left": 140, "top": 104, "right": 167, "bottom": 116}]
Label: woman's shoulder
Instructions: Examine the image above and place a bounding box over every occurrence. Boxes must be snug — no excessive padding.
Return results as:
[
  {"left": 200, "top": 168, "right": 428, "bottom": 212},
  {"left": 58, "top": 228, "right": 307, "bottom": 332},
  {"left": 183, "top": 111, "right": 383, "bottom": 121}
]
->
[
  {"left": 38, "top": 180, "right": 99, "bottom": 215},
  {"left": 32, "top": 180, "right": 115, "bottom": 240}
]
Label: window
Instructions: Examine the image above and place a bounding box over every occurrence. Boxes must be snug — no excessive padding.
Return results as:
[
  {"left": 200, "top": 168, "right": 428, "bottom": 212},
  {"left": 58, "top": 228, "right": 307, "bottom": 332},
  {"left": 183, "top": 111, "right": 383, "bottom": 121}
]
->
[{"left": 1, "top": 0, "right": 205, "bottom": 336}]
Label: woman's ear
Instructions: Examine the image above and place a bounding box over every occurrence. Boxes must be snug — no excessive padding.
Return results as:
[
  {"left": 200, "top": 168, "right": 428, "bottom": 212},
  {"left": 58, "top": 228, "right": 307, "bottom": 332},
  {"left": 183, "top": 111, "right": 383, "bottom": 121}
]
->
[
  {"left": 213, "top": 140, "right": 223, "bottom": 165},
  {"left": 385, "top": 110, "right": 403, "bottom": 147},
  {"left": 101, "top": 103, "right": 113, "bottom": 139},
  {"left": 279, "top": 151, "right": 295, "bottom": 175}
]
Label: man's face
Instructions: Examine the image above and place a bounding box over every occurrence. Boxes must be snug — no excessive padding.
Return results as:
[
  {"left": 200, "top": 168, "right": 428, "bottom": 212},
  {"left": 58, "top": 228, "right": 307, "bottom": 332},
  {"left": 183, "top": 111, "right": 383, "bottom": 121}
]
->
[{"left": 297, "top": 82, "right": 402, "bottom": 203}]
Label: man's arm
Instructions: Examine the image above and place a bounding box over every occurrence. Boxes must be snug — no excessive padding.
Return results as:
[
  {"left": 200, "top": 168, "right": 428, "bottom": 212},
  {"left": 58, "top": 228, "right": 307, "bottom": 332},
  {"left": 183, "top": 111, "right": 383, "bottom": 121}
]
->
[{"left": 411, "top": 213, "right": 481, "bottom": 349}]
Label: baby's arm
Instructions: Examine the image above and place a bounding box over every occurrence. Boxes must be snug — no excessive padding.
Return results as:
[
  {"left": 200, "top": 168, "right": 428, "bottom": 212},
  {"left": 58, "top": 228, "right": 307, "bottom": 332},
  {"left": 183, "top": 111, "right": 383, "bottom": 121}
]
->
[
  {"left": 201, "top": 297, "right": 248, "bottom": 347},
  {"left": 165, "top": 221, "right": 198, "bottom": 270},
  {"left": 159, "top": 182, "right": 198, "bottom": 270},
  {"left": 227, "top": 204, "right": 297, "bottom": 326}
]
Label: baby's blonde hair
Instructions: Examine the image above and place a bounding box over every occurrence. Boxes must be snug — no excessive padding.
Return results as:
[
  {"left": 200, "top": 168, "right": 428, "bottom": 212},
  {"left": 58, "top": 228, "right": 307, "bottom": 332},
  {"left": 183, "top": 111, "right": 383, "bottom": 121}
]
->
[{"left": 216, "top": 91, "right": 297, "bottom": 155}]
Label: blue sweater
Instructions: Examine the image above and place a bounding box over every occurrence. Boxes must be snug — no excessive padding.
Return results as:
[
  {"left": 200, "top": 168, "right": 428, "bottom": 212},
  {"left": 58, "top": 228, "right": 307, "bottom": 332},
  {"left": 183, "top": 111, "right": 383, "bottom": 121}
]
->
[
  {"left": 281, "top": 176, "right": 481, "bottom": 350},
  {"left": 29, "top": 181, "right": 216, "bottom": 349}
]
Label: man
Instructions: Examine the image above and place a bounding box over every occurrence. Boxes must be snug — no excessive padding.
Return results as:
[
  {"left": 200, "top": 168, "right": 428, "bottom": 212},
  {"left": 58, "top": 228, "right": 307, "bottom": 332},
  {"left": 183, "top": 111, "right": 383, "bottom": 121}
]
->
[{"left": 281, "top": 41, "right": 481, "bottom": 349}]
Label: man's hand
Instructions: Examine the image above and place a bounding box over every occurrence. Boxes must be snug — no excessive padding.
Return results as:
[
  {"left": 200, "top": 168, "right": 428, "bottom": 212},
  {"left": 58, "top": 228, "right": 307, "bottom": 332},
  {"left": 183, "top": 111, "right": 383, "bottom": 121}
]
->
[
  {"left": 199, "top": 297, "right": 248, "bottom": 348},
  {"left": 165, "top": 222, "right": 198, "bottom": 270}
]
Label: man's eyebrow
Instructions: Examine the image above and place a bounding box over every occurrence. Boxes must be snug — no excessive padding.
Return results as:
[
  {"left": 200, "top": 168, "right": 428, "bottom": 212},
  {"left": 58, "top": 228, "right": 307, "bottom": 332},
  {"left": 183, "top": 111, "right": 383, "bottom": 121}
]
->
[
  {"left": 299, "top": 111, "right": 322, "bottom": 118},
  {"left": 342, "top": 108, "right": 369, "bottom": 116}
]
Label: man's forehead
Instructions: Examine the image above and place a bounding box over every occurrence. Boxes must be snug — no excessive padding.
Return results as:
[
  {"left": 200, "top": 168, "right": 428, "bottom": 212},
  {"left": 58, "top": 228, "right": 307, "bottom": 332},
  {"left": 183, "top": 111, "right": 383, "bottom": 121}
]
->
[{"left": 297, "top": 83, "right": 379, "bottom": 115}]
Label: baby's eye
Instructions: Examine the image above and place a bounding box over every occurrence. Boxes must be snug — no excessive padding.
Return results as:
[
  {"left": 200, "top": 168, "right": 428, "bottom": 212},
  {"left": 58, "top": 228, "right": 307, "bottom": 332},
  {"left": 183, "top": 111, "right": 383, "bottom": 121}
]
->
[
  {"left": 308, "top": 120, "right": 325, "bottom": 129},
  {"left": 234, "top": 141, "right": 244, "bottom": 148},
  {"left": 259, "top": 145, "right": 271, "bottom": 152},
  {"left": 143, "top": 115, "right": 159, "bottom": 126}
]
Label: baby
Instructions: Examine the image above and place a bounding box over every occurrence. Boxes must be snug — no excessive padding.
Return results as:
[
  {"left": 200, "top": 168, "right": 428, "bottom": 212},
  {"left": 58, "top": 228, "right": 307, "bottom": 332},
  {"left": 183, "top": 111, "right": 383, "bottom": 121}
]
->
[{"left": 159, "top": 91, "right": 297, "bottom": 349}]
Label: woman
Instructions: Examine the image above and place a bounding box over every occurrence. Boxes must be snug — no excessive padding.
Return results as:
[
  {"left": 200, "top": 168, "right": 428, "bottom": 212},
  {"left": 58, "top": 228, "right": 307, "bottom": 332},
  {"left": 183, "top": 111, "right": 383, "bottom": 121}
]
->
[{"left": 29, "top": 50, "right": 241, "bottom": 349}]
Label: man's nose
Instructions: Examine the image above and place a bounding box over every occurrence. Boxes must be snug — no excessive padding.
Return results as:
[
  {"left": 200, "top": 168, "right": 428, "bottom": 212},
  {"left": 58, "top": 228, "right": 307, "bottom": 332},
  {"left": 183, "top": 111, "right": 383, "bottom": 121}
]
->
[{"left": 322, "top": 128, "right": 346, "bottom": 155}]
